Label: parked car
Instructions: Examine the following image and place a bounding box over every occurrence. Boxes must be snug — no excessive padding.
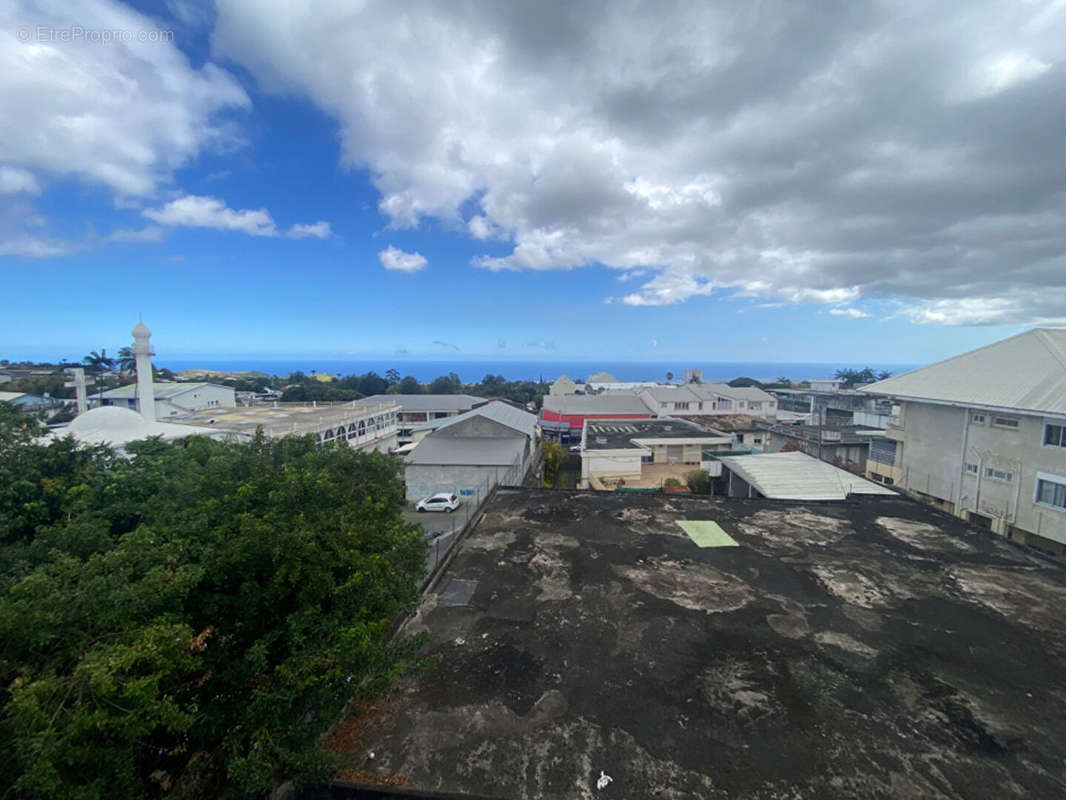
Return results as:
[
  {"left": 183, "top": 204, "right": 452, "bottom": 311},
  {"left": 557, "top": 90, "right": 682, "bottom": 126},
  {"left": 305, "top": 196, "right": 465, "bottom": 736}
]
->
[{"left": 416, "top": 492, "right": 461, "bottom": 513}]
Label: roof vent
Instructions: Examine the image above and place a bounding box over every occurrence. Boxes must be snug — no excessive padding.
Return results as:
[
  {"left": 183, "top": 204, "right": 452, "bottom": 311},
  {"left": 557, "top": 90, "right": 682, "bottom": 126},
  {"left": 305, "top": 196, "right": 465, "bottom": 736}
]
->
[{"left": 596, "top": 436, "right": 608, "bottom": 444}]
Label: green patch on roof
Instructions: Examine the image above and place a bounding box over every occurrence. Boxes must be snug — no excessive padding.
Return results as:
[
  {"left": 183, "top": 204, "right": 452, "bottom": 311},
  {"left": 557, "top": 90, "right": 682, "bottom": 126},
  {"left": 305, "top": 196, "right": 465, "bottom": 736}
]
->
[{"left": 676, "top": 520, "right": 738, "bottom": 548}]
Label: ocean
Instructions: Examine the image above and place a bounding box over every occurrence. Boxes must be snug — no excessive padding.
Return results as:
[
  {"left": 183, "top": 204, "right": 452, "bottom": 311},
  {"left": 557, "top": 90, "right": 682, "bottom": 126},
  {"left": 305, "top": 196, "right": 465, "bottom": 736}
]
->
[{"left": 157, "top": 359, "right": 922, "bottom": 384}]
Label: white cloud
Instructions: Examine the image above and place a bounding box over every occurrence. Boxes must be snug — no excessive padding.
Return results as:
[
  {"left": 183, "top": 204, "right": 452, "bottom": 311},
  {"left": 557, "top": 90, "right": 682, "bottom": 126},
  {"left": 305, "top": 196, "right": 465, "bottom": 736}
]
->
[
  {"left": 379, "top": 245, "right": 427, "bottom": 273},
  {"left": 108, "top": 225, "right": 167, "bottom": 243},
  {"left": 287, "top": 221, "right": 332, "bottom": 239},
  {"left": 0, "top": 234, "right": 72, "bottom": 258},
  {"left": 144, "top": 195, "right": 276, "bottom": 235},
  {"left": 829, "top": 307, "right": 870, "bottom": 319},
  {"left": 0, "top": 166, "right": 39, "bottom": 195},
  {"left": 142, "top": 194, "right": 331, "bottom": 239},
  {"left": 1, "top": 0, "right": 249, "bottom": 198},
  {"left": 213, "top": 0, "right": 1066, "bottom": 324}
]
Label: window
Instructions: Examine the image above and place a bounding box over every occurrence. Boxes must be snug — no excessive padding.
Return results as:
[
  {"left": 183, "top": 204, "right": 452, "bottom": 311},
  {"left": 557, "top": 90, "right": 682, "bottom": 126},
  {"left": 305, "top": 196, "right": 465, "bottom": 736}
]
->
[
  {"left": 965, "top": 463, "right": 978, "bottom": 474},
  {"left": 869, "top": 438, "right": 897, "bottom": 466},
  {"left": 675, "top": 402, "right": 689, "bottom": 410},
  {"left": 753, "top": 436, "right": 763, "bottom": 444},
  {"left": 1036, "top": 475, "right": 1066, "bottom": 510},
  {"left": 992, "top": 416, "right": 1019, "bottom": 429},
  {"left": 750, "top": 402, "right": 761, "bottom": 410},
  {"left": 1044, "top": 424, "right": 1065, "bottom": 448},
  {"left": 971, "top": 413, "right": 986, "bottom": 425},
  {"left": 984, "top": 467, "right": 1013, "bottom": 482}
]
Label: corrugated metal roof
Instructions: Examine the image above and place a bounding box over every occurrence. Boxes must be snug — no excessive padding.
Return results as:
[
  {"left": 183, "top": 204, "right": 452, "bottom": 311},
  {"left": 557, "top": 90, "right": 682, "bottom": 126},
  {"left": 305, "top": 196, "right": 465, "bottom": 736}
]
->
[
  {"left": 412, "top": 400, "right": 537, "bottom": 437},
  {"left": 861, "top": 328, "right": 1066, "bottom": 415},
  {"left": 640, "top": 385, "right": 701, "bottom": 402},
  {"left": 542, "top": 393, "right": 651, "bottom": 415},
  {"left": 716, "top": 451, "right": 896, "bottom": 501},
  {"left": 691, "top": 383, "right": 775, "bottom": 402},
  {"left": 404, "top": 435, "right": 526, "bottom": 466},
  {"left": 100, "top": 382, "right": 226, "bottom": 399}
]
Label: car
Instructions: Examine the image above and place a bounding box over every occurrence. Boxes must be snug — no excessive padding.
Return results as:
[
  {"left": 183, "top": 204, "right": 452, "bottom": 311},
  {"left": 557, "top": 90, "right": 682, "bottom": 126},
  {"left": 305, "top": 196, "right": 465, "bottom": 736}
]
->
[
  {"left": 569, "top": 444, "right": 581, "bottom": 452},
  {"left": 416, "top": 492, "right": 461, "bottom": 513}
]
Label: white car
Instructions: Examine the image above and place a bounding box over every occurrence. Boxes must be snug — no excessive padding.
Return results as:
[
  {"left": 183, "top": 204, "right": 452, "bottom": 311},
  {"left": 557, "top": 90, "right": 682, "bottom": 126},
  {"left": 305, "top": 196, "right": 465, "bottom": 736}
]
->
[{"left": 416, "top": 492, "right": 461, "bottom": 513}]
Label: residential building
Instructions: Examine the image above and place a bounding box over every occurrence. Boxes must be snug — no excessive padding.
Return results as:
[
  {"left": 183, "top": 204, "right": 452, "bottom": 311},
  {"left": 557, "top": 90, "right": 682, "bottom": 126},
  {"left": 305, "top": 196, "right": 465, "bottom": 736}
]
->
[
  {"left": 0, "top": 391, "right": 60, "bottom": 411},
  {"left": 862, "top": 328, "right": 1066, "bottom": 553},
  {"left": 548, "top": 374, "right": 578, "bottom": 395},
  {"left": 688, "top": 414, "right": 770, "bottom": 450},
  {"left": 540, "top": 393, "right": 652, "bottom": 442},
  {"left": 579, "top": 418, "right": 731, "bottom": 488},
  {"left": 94, "top": 382, "right": 236, "bottom": 418},
  {"left": 637, "top": 383, "right": 778, "bottom": 418},
  {"left": 808, "top": 378, "right": 845, "bottom": 392},
  {"left": 357, "top": 394, "right": 481, "bottom": 444},
  {"left": 759, "top": 422, "right": 885, "bottom": 473},
  {"left": 403, "top": 401, "right": 538, "bottom": 502}
]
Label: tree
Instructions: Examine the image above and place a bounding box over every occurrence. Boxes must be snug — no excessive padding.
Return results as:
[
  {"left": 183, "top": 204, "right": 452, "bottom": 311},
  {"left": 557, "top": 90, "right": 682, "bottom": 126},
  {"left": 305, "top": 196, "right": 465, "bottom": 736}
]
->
[
  {"left": 834, "top": 367, "right": 877, "bottom": 386},
  {"left": 385, "top": 369, "right": 401, "bottom": 386},
  {"left": 398, "top": 376, "right": 422, "bottom": 394},
  {"left": 83, "top": 349, "right": 116, "bottom": 401},
  {"left": 541, "top": 441, "right": 565, "bottom": 488},
  {"left": 0, "top": 424, "right": 427, "bottom": 798},
  {"left": 728, "top": 376, "right": 764, "bottom": 388},
  {"left": 877, "top": 370, "right": 893, "bottom": 381},
  {"left": 665, "top": 371, "right": 674, "bottom": 382},
  {"left": 428, "top": 374, "right": 459, "bottom": 394},
  {"left": 685, "top": 469, "right": 712, "bottom": 494},
  {"left": 117, "top": 346, "right": 136, "bottom": 377}
]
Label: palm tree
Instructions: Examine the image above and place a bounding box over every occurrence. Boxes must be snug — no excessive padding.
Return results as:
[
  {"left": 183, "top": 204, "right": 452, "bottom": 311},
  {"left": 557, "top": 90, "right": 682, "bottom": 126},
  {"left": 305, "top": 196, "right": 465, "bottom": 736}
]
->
[
  {"left": 83, "top": 349, "right": 116, "bottom": 402},
  {"left": 117, "top": 346, "right": 136, "bottom": 377}
]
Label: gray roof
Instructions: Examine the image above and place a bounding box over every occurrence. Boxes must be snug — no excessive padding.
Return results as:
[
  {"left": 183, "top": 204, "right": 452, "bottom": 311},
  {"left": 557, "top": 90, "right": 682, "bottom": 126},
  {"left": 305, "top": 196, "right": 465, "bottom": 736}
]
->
[
  {"left": 357, "top": 394, "right": 481, "bottom": 413},
  {"left": 861, "top": 328, "right": 1066, "bottom": 415},
  {"left": 584, "top": 418, "right": 730, "bottom": 450},
  {"left": 542, "top": 393, "right": 650, "bottom": 416},
  {"left": 639, "top": 385, "right": 701, "bottom": 403},
  {"left": 100, "top": 382, "right": 230, "bottom": 399},
  {"left": 692, "top": 383, "right": 776, "bottom": 402},
  {"left": 716, "top": 451, "right": 896, "bottom": 500},
  {"left": 404, "top": 435, "right": 526, "bottom": 466},
  {"left": 412, "top": 400, "right": 537, "bottom": 438}
]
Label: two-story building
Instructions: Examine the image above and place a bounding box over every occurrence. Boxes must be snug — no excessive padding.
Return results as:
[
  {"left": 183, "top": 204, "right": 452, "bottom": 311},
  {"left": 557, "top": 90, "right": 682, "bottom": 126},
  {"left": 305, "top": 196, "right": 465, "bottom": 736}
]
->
[{"left": 862, "top": 329, "right": 1066, "bottom": 554}]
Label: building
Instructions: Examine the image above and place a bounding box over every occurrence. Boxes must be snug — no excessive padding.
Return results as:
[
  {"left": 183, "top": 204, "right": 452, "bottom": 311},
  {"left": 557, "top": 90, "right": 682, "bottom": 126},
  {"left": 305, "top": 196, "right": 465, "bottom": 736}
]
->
[
  {"left": 688, "top": 414, "right": 769, "bottom": 450},
  {"left": 94, "top": 382, "right": 236, "bottom": 418},
  {"left": 759, "top": 421, "right": 885, "bottom": 473},
  {"left": 713, "top": 450, "right": 897, "bottom": 500},
  {"left": 579, "top": 418, "right": 731, "bottom": 488},
  {"left": 403, "top": 401, "right": 538, "bottom": 502},
  {"left": 540, "top": 393, "right": 652, "bottom": 442},
  {"left": 548, "top": 374, "right": 577, "bottom": 396},
  {"left": 357, "top": 394, "right": 481, "bottom": 444},
  {"left": 343, "top": 487, "right": 1066, "bottom": 798},
  {"left": 50, "top": 405, "right": 221, "bottom": 450},
  {"left": 808, "top": 378, "right": 845, "bottom": 392},
  {"left": 0, "top": 391, "right": 59, "bottom": 411},
  {"left": 861, "top": 328, "right": 1066, "bottom": 553},
  {"left": 637, "top": 384, "right": 778, "bottom": 418},
  {"left": 175, "top": 401, "right": 400, "bottom": 452},
  {"left": 771, "top": 385, "right": 896, "bottom": 428}
]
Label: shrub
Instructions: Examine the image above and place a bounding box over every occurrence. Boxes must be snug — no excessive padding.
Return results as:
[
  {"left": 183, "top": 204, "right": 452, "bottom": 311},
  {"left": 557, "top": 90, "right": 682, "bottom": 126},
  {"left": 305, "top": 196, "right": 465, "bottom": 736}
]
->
[{"left": 685, "top": 469, "right": 712, "bottom": 494}]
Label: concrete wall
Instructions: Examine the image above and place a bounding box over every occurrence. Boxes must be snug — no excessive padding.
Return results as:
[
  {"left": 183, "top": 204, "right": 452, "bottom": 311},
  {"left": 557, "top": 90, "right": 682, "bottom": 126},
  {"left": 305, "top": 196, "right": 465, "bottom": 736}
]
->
[
  {"left": 580, "top": 451, "right": 644, "bottom": 487},
  {"left": 405, "top": 463, "right": 505, "bottom": 504},
  {"left": 155, "top": 385, "right": 236, "bottom": 417},
  {"left": 893, "top": 401, "right": 1066, "bottom": 546}
]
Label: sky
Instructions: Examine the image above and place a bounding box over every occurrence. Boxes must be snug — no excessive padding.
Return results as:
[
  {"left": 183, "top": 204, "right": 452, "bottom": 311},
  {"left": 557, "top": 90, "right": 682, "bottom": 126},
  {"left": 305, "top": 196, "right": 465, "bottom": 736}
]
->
[{"left": 2, "top": 0, "right": 1064, "bottom": 364}]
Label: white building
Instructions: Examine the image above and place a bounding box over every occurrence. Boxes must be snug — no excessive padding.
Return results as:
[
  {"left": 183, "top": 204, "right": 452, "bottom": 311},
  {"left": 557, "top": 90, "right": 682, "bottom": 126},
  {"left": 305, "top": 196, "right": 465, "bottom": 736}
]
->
[
  {"left": 636, "top": 384, "right": 778, "bottom": 418},
  {"left": 861, "top": 329, "right": 1066, "bottom": 553},
  {"left": 357, "top": 394, "right": 482, "bottom": 444},
  {"left": 96, "top": 382, "right": 236, "bottom": 418}
]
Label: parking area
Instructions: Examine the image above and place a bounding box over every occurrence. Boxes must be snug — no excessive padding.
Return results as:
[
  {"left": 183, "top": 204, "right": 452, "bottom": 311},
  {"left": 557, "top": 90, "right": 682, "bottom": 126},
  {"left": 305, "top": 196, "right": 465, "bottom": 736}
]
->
[{"left": 403, "top": 501, "right": 475, "bottom": 576}]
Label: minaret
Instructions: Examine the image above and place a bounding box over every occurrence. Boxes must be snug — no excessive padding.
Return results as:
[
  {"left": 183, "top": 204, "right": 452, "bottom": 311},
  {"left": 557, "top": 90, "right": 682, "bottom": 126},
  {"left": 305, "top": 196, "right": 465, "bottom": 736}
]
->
[
  {"left": 64, "top": 367, "right": 88, "bottom": 415},
  {"left": 132, "top": 320, "right": 156, "bottom": 422}
]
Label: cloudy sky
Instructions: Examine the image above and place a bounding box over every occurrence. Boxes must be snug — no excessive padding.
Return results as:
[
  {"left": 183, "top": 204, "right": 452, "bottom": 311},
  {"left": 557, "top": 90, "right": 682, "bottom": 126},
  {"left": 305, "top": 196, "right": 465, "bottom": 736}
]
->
[{"left": 2, "top": 0, "right": 1064, "bottom": 363}]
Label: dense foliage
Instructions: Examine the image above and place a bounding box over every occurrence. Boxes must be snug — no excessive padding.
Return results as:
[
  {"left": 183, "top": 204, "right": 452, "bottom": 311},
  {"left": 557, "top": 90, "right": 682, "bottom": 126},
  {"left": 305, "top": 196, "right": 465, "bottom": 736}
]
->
[
  {"left": 685, "top": 469, "right": 713, "bottom": 494},
  {"left": 0, "top": 405, "right": 427, "bottom": 798}
]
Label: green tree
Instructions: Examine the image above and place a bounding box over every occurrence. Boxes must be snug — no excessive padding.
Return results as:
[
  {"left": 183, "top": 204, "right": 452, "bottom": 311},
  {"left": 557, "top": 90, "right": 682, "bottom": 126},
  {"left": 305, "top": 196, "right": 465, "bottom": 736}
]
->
[
  {"left": 834, "top": 367, "right": 877, "bottom": 386},
  {"left": 541, "top": 441, "right": 565, "bottom": 488},
  {"left": 385, "top": 369, "right": 401, "bottom": 386},
  {"left": 116, "top": 345, "right": 136, "bottom": 377},
  {"left": 728, "top": 376, "right": 764, "bottom": 388},
  {"left": 82, "top": 349, "right": 116, "bottom": 401},
  {"left": 398, "top": 376, "right": 422, "bottom": 394},
  {"left": 0, "top": 422, "right": 427, "bottom": 798},
  {"left": 877, "top": 370, "right": 893, "bottom": 381},
  {"left": 685, "top": 469, "right": 713, "bottom": 494}
]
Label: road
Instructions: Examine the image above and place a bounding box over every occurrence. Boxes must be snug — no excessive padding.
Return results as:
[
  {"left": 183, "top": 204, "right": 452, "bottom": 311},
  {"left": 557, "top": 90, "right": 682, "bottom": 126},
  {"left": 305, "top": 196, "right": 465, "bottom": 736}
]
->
[{"left": 404, "top": 502, "right": 475, "bottom": 575}]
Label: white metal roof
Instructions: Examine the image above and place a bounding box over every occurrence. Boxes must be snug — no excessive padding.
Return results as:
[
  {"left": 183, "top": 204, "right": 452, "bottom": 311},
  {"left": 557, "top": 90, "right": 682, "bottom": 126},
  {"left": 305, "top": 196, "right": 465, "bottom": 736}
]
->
[
  {"left": 100, "top": 382, "right": 229, "bottom": 399},
  {"left": 404, "top": 435, "right": 527, "bottom": 466},
  {"left": 357, "top": 394, "right": 481, "bottom": 412},
  {"left": 53, "top": 406, "right": 219, "bottom": 446},
  {"left": 716, "top": 451, "right": 896, "bottom": 501},
  {"left": 861, "top": 328, "right": 1066, "bottom": 415},
  {"left": 542, "top": 393, "right": 651, "bottom": 416}
]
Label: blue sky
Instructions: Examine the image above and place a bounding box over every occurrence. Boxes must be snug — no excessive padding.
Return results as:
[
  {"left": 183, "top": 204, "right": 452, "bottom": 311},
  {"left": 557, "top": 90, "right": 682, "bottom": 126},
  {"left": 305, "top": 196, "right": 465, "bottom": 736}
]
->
[{"left": 3, "top": 0, "right": 1062, "bottom": 365}]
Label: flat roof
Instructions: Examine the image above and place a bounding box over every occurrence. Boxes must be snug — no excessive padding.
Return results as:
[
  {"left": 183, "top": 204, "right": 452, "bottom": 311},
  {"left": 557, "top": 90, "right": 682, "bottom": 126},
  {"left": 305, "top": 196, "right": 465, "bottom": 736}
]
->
[
  {"left": 717, "top": 451, "right": 896, "bottom": 500},
  {"left": 175, "top": 401, "right": 398, "bottom": 436},
  {"left": 357, "top": 394, "right": 482, "bottom": 413},
  {"left": 345, "top": 488, "right": 1066, "bottom": 798},
  {"left": 584, "top": 418, "right": 729, "bottom": 450}
]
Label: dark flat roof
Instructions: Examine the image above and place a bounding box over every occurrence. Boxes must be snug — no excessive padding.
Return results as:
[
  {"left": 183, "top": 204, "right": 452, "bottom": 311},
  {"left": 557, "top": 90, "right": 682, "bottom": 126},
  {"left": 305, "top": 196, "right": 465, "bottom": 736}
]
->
[
  {"left": 348, "top": 489, "right": 1066, "bottom": 799},
  {"left": 584, "top": 418, "right": 728, "bottom": 450}
]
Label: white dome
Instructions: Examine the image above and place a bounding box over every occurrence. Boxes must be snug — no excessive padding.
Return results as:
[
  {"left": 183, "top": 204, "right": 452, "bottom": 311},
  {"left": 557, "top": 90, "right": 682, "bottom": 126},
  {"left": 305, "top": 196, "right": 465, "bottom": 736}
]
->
[{"left": 68, "top": 406, "right": 150, "bottom": 434}]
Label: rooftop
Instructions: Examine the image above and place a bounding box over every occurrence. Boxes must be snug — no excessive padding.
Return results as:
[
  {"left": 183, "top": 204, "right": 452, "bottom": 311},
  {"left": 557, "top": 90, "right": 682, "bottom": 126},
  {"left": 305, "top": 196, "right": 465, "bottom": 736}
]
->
[
  {"left": 349, "top": 488, "right": 1066, "bottom": 799},
  {"left": 412, "top": 401, "right": 537, "bottom": 439},
  {"left": 358, "top": 394, "right": 482, "bottom": 413},
  {"left": 716, "top": 451, "right": 897, "bottom": 501},
  {"left": 862, "top": 328, "right": 1066, "bottom": 416},
  {"left": 175, "top": 401, "right": 398, "bottom": 437},
  {"left": 99, "top": 381, "right": 228, "bottom": 399},
  {"left": 403, "top": 435, "right": 526, "bottom": 467},
  {"left": 542, "top": 393, "right": 650, "bottom": 416},
  {"left": 584, "top": 418, "right": 728, "bottom": 450}
]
